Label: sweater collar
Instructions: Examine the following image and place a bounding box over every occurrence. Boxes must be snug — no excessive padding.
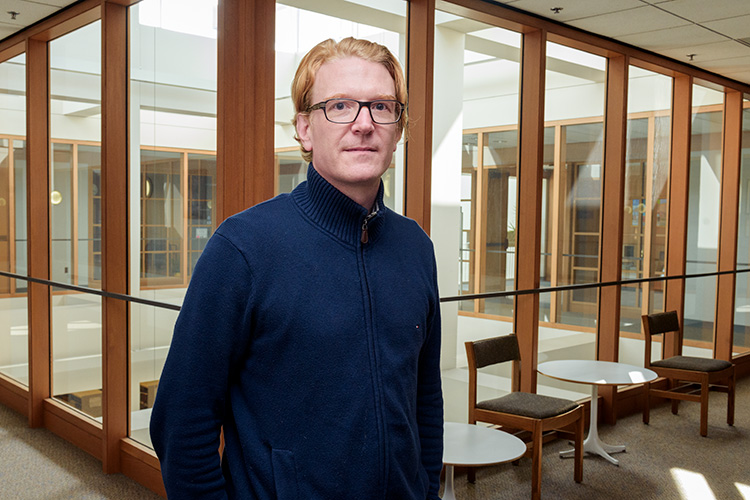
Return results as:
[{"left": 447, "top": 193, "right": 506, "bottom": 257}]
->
[{"left": 291, "top": 164, "right": 386, "bottom": 245}]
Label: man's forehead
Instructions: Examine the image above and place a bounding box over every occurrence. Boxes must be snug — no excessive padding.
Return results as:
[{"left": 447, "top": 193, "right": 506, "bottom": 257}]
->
[{"left": 311, "top": 57, "right": 396, "bottom": 99}]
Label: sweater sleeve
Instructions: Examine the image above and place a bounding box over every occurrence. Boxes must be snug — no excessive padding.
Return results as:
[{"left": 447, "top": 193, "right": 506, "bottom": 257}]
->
[
  {"left": 149, "top": 232, "right": 254, "bottom": 499},
  {"left": 417, "top": 257, "right": 444, "bottom": 500}
]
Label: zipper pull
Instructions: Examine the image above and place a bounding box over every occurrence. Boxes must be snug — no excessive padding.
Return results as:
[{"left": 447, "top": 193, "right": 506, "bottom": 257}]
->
[{"left": 361, "top": 210, "right": 378, "bottom": 244}]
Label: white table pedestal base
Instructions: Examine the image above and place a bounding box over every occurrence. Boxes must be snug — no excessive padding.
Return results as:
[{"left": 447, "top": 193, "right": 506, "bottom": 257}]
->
[
  {"left": 559, "top": 385, "right": 626, "bottom": 465},
  {"left": 442, "top": 465, "right": 457, "bottom": 500}
]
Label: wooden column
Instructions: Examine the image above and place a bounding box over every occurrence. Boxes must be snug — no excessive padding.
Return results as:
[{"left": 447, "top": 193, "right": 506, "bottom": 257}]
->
[
  {"left": 715, "top": 90, "right": 742, "bottom": 361},
  {"left": 514, "top": 28, "right": 546, "bottom": 393},
  {"left": 25, "top": 37, "right": 51, "bottom": 429},
  {"left": 664, "top": 75, "right": 692, "bottom": 357},
  {"left": 405, "top": 0, "right": 435, "bottom": 234},
  {"left": 217, "top": 0, "right": 275, "bottom": 222},
  {"left": 597, "top": 55, "right": 628, "bottom": 423},
  {"left": 101, "top": 0, "right": 129, "bottom": 474}
]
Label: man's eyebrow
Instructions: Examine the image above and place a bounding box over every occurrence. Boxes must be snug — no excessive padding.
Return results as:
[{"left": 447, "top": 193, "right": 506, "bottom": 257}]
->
[{"left": 322, "top": 93, "right": 398, "bottom": 101}]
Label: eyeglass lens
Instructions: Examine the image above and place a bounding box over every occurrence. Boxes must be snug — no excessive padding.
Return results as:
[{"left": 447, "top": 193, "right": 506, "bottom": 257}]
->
[{"left": 324, "top": 99, "right": 401, "bottom": 124}]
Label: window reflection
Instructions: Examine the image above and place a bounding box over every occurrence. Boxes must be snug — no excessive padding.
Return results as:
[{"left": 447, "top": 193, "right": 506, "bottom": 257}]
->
[
  {"left": 129, "top": 0, "right": 218, "bottom": 446},
  {"left": 49, "top": 21, "right": 103, "bottom": 419},
  {"left": 684, "top": 86, "right": 724, "bottom": 354},
  {"left": 619, "top": 67, "right": 672, "bottom": 348}
]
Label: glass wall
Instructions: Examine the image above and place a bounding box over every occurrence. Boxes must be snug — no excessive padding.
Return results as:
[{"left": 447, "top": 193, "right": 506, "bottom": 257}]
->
[
  {"left": 684, "top": 85, "right": 723, "bottom": 355},
  {"left": 0, "top": 52, "right": 28, "bottom": 385},
  {"left": 618, "top": 66, "right": 672, "bottom": 365},
  {"left": 274, "top": 1, "right": 406, "bottom": 211},
  {"left": 735, "top": 104, "right": 750, "bottom": 354},
  {"left": 129, "top": 0, "right": 218, "bottom": 446},
  {"left": 48, "top": 22, "right": 103, "bottom": 418}
]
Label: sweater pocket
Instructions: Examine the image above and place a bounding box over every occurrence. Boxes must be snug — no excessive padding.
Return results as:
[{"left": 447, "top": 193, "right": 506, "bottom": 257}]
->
[{"left": 271, "top": 448, "right": 299, "bottom": 500}]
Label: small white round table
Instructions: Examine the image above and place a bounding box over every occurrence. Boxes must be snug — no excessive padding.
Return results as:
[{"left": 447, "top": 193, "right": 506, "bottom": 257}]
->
[
  {"left": 537, "top": 360, "right": 657, "bottom": 466},
  {"left": 442, "top": 421, "right": 526, "bottom": 500}
]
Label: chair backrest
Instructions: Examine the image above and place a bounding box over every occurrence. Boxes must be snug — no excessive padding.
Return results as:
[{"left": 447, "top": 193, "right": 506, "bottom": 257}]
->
[
  {"left": 468, "top": 334, "right": 520, "bottom": 369},
  {"left": 642, "top": 310, "right": 680, "bottom": 366},
  {"left": 465, "top": 334, "right": 520, "bottom": 417},
  {"left": 643, "top": 310, "right": 680, "bottom": 337}
]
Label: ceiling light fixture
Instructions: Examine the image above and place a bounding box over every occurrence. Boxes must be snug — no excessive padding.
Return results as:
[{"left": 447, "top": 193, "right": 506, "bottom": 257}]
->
[
  {"left": 7, "top": 11, "right": 19, "bottom": 20},
  {"left": 686, "top": 53, "right": 696, "bottom": 61},
  {"left": 551, "top": 7, "right": 563, "bottom": 14}
]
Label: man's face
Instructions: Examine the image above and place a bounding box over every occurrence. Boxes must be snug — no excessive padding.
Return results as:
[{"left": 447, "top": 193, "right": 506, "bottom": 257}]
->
[{"left": 296, "top": 57, "right": 401, "bottom": 206}]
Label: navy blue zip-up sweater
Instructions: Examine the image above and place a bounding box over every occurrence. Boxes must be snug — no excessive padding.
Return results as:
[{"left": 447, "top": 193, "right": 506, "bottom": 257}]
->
[{"left": 150, "top": 165, "right": 443, "bottom": 499}]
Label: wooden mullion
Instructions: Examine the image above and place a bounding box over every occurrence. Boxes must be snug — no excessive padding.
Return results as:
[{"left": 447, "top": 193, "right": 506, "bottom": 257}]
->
[
  {"left": 217, "top": 0, "right": 275, "bottom": 223},
  {"left": 515, "top": 28, "right": 546, "bottom": 393},
  {"left": 101, "top": 0, "right": 129, "bottom": 474},
  {"left": 597, "top": 55, "right": 628, "bottom": 362},
  {"left": 715, "top": 90, "right": 742, "bottom": 361},
  {"left": 25, "top": 36, "right": 51, "bottom": 429},
  {"left": 405, "top": 0, "right": 435, "bottom": 233}
]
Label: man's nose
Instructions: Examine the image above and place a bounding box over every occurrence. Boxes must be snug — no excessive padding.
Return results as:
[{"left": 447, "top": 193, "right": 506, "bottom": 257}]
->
[{"left": 351, "top": 104, "right": 375, "bottom": 131}]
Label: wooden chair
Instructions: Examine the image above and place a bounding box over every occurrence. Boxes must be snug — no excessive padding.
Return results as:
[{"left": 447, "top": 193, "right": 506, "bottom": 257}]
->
[
  {"left": 642, "top": 311, "right": 735, "bottom": 437},
  {"left": 465, "top": 335, "right": 583, "bottom": 500}
]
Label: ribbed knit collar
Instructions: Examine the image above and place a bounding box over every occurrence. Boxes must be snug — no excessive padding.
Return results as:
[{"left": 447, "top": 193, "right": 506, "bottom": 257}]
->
[{"left": 291, "top": 163, "right": 386, "bottom": 246}]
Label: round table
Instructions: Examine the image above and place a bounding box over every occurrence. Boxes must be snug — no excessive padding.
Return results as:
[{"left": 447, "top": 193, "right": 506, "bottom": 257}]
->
[
  {"left": 537, "top": 359, "right": 657, "bottom": 465},
  {"left": 442, "top": 422, "right": 526, "bottom": 500}
]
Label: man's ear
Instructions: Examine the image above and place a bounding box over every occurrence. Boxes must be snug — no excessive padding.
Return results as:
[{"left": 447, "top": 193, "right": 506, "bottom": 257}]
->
[{"left": 296, "top": 114, "right": 313, "bottom": 152}]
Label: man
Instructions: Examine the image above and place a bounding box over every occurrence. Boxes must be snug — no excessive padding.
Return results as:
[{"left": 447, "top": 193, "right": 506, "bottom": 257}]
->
[{"left": 150, "top": 37, "right": 443, "bottom": 499}]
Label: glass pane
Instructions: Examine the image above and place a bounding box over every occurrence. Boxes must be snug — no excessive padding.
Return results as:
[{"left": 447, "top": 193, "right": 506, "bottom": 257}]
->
[
  {"left": 14, "top": 141, "right": 27, "bottom": 293},
  {"left": 558, "top": 124, "right": 603, "bottom": 329},
  {"left": 480, "top": 130, "right": 517, "bottom": 317},
  {"left": 78, "top": 145, "right": 102, "bottom": 287},
  {"left": 539, "top": 41, "right": 605, "bottom": 384},
  {"left": 274, "top": 1, "right": 407, "bottom": 213},
  {"left": 432, "top": 10, "right": 522, "bottom": 423},
  {"left": 619, "top": 67, "right": 672, "bottom": 367},
  {"left": 49, "top": 21, "right": 103, "bottom": 419},
  {"left": 459, "top": 133, "right": 478, "bottom": 312},
  {"left": 140, "top": 150, "right": 183, "bottom": 285},
  {"left": 540, "top": 127, "right": 555, "bottom": 322},
  {"left": 130, "top": 0, "right": 218, "bottom": 447},
  {"left": 734, "top": 105, "right": 750, "bottom": 355},
  {"left": 684, "top": 86, "right": 723, "bottom": 356},
  {"left": 187, "top": 153, "right": 216, "bottom": 277},
  {"left": 0, "top": 53, "right": 28, "bottom": 385}
]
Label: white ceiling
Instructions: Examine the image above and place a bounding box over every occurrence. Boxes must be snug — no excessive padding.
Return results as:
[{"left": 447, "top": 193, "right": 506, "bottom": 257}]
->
[{"left": 1, "top": 0, "right": 750, "bottom": 87}]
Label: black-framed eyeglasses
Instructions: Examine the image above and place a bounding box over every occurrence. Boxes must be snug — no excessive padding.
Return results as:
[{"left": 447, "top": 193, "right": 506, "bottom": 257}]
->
[{"left": 307, "top": 98, "right": 404, "bottom": 125}]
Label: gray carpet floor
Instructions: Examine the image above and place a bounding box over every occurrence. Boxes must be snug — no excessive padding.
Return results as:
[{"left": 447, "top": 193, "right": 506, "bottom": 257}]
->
[
  {"left": 0, "top": 377, "right": 747, "bottom": 499},
  {"left": 0, "top": 405, "right": 161, "bottom": 499}
]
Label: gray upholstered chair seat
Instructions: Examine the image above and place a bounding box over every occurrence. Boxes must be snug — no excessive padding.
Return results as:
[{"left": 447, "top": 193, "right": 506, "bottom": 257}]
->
[
  {"left": 651, "top": 356, "right": 733, "bottom": 373},
  {"left": 477, "top": 391, "right": 578, "bottom": 419}
]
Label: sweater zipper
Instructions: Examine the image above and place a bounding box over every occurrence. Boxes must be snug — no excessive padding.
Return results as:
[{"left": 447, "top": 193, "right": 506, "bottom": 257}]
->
[{"left": 360, "top": 205, "right": 379, "bottom": 244}]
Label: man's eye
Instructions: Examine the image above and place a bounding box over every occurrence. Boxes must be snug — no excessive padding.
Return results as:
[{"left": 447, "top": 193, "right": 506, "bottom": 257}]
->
[
  {"left": 373, "top": 102, "right": 387, "bottom": 111},
  {"left": 332, "top": 102, "right": 347, "bottom": 111}
]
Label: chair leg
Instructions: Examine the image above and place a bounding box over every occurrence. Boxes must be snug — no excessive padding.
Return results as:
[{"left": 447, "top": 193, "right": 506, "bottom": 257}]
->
[
  {"left": 574, "top": 411, "right": 583, "bottom": 483},
  {"left": 670, "top": 379, "right": 680, "bottom": 415},
  {"left": 468, "top": 467, "right": 476, "bottom": 484},
  {"left": 531, "top": 422, "right": 543, "bottom": 500},
  {"left": 642, "top": 382, "right": 650, "bottom": 425},
  {"left": 728, "top": 371, "right": 736, "bottom": 427},
  {"left": 700, "top": 379, "right": 709, "bottom": 437}
]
